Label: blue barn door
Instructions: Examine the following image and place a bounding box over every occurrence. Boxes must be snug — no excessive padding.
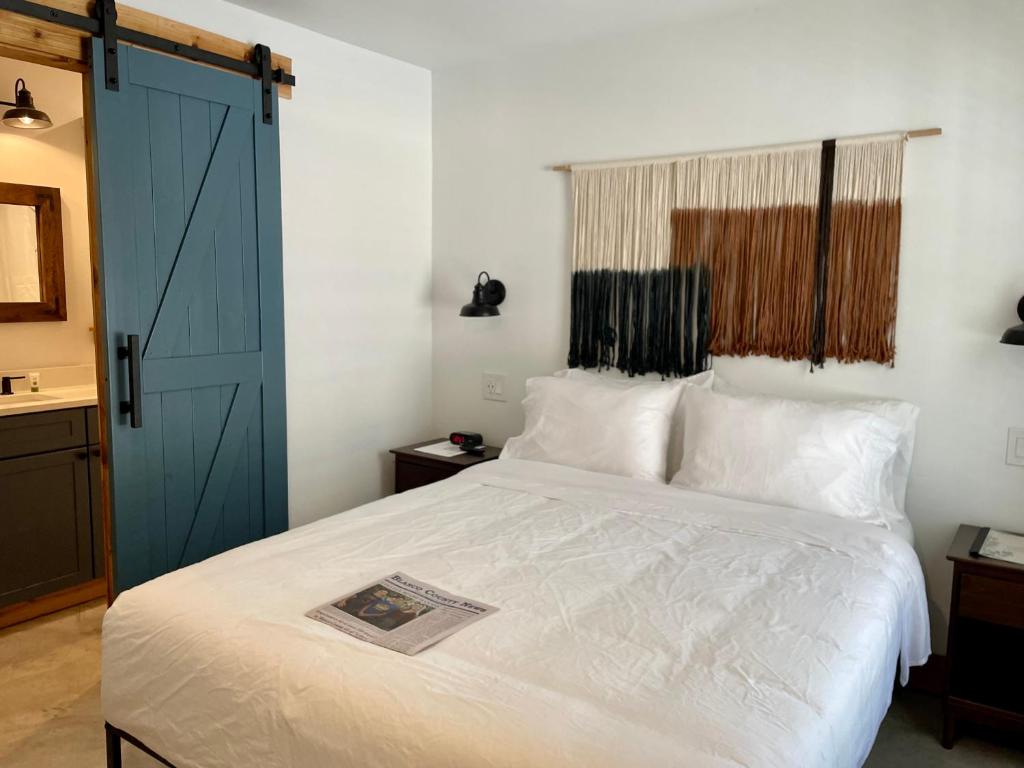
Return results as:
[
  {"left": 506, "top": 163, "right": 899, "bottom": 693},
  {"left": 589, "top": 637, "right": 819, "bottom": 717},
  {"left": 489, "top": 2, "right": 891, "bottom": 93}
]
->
[{"left": 89, "top": 40, "right": 288, "bottom": 593}]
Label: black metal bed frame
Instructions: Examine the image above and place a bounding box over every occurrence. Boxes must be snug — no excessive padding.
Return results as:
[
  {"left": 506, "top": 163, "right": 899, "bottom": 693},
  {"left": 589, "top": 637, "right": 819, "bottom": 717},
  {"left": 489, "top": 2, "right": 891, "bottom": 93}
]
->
[{"left": 106, "top": 722, "right": 175, "bottom": 768}]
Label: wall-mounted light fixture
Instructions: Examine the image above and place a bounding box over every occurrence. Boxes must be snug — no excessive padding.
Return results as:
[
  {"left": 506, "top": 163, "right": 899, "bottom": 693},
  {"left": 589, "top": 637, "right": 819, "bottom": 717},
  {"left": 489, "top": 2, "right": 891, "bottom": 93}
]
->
[
  {"left": 1001, "top": 295, "right": 1024, "bottom": 346},
  {"left": 1, "top": 79, "right": 52, "bottom": 130},
  {"left": 460, "top": 271, "right": 506, "bottom": 317}
]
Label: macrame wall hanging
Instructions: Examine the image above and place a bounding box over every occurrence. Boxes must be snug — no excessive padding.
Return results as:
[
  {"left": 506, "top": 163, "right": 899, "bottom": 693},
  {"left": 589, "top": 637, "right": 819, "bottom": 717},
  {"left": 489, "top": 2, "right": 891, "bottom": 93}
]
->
[{"left": 564, "top": 130, "right": 924, "bottom": 377}]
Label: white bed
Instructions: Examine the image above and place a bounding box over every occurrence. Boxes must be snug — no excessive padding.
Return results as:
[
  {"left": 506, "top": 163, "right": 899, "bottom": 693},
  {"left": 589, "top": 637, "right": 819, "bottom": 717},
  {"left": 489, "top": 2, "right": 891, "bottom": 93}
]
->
[{"left": 103, "top": 458, "right": 930, "bottom": 768}]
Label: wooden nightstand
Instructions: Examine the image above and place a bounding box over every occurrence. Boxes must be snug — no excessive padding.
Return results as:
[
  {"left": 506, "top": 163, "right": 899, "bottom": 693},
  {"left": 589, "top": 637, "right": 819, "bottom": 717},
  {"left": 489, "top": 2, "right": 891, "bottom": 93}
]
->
[
  {"left": 390, "top": 439, "right": 500, "bottom": 493},
  {"left": 943, "top": 524, "right": 1024, "bottom": 748}
]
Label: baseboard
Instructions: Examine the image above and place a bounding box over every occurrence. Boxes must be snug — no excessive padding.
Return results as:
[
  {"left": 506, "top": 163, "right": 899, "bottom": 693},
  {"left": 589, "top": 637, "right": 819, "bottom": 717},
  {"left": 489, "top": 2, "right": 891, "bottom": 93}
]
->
[
  {"left": 906, "top": 654, "right": 947, "bottom": 696},
  {"left": 0, "top": 578, "right": 106, "bottom": 630}
]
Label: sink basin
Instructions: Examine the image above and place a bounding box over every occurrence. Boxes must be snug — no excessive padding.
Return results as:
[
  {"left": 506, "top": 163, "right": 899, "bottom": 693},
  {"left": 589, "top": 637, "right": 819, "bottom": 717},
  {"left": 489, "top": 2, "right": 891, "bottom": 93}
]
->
[{"left": 0, "top": 393, "right": 59, "bottom": 404}]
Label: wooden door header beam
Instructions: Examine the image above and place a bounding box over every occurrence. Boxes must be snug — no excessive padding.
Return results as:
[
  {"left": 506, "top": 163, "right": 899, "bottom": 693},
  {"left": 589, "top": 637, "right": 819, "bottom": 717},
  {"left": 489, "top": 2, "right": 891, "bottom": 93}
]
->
[{"left": 0, "top": 0, "right": 294, "bottom": 99}]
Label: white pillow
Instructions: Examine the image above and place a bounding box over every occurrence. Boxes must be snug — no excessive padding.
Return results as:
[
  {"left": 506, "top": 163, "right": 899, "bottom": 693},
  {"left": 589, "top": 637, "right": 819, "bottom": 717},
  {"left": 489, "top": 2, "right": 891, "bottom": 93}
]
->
[
  {"left": 671, "top": 387, "right": 905, "bottom": 528},
  {"left": 552, "top": 368, "right": 714, "bottom": 479},
  {"left": 838, "top": 399, "right": 919, "bottom": 514},
  {"left": 503, "top": 375, "right": 684, "bottom": 481},
  {"left": 712, "top": 378, "right": 919, "bottom": 514}
]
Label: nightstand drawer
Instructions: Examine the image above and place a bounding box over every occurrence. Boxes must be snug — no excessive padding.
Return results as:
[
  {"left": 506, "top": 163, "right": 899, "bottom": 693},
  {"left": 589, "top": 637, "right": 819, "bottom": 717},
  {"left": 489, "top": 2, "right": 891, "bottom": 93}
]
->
[
  {"left": 395, "top": 460, "right": 459, "bottom": 493},
  {"left": 391, "top": 439, "right": 500, "bottom": 494},
  {"left": 960, "top": 573, "right": 1024, "bottom": 630}
]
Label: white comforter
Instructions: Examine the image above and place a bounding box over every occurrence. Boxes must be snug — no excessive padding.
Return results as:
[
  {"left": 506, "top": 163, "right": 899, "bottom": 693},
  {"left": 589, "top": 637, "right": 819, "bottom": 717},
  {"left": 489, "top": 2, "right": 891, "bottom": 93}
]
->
[{"left": 103, "top": 459, "right": 930, "bottom": 768}]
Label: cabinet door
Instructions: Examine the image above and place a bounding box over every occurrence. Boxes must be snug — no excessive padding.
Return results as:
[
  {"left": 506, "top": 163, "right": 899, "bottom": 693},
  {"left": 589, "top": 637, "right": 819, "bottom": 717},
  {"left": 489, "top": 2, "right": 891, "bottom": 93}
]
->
[
  {"left": 0, "top": 448, "right": 92, "bottom": 608},
  {"left": 88, "top": 447, "right": 105, "bottom": 578}
]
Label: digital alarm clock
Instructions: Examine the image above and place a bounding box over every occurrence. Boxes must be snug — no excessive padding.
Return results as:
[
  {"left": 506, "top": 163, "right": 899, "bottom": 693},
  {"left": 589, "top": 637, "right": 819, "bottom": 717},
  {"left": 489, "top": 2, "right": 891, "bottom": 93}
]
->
[{"left": 449, "top": 431, "right": 484, "bottom": 452}]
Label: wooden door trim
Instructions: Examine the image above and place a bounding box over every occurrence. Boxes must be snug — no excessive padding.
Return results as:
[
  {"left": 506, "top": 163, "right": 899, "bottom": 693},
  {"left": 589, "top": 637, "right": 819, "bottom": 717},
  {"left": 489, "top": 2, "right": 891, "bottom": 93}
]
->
[
  {"left": 81, "top": 66, "right": 116, "bottom": 606},
  {"left": 0, "top": 1, "right": 294, "bottom": 98}
]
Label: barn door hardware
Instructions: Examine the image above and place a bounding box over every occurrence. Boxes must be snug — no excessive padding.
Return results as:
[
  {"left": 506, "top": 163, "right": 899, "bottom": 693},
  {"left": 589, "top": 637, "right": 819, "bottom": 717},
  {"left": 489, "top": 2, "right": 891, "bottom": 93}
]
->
[
  {"left": 0, "top": 0, "right": 296, "bottom": 121},
  {"left": 255, "top": 43, "right": 273, "bottom": 125},
  {"left": 95, "top": 0, "right": 118, "bottom": 90}
]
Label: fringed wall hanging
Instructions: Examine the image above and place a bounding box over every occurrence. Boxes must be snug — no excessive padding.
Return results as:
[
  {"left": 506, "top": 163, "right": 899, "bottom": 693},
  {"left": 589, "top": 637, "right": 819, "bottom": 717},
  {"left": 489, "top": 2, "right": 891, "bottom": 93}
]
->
[
  {"left": 561, "top": 128, "right": 936, "bottom": 376},
  {"left": 823, "top": 138, "right": 905, "bottom": 364},
  {"left": 671, "top": 146, "right": 822, "bottom": 363},
  {"left": 568, "top": 164, "right": 710, "bottom": 377}
]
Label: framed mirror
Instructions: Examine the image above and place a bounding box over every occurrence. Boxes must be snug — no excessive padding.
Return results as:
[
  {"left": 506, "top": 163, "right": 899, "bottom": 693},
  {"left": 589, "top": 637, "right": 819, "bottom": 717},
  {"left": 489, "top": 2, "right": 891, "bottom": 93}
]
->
[{"left": 0, "top": 181, "right": 66, "bottom": 322}]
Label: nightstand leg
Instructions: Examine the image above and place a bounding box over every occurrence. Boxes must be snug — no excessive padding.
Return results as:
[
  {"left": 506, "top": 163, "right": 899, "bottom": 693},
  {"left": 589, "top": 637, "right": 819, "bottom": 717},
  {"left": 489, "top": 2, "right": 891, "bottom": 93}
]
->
[{"left": 941, "top": 700, "right": 956, "bottom": 749}]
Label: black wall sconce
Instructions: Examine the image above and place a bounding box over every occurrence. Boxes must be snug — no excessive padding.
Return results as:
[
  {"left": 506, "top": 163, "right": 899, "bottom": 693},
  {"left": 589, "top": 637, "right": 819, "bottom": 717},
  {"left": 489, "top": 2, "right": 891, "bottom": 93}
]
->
[
  {"left": 1, "top": 78, "right": 52, "bottom": 130},
  {"left": 1001, "top": 295, "right": 1024, "bottom": 346},
  {"left": 460, "top": 271, "right": 506, "bottom": 317}
]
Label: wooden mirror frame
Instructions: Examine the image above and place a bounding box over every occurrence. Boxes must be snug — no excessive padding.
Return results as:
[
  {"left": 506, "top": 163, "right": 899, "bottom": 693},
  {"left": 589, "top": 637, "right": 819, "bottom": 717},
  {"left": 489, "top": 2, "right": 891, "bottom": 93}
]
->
[{"left": 0, "top": 181, "right": 66, "bottom": 322}]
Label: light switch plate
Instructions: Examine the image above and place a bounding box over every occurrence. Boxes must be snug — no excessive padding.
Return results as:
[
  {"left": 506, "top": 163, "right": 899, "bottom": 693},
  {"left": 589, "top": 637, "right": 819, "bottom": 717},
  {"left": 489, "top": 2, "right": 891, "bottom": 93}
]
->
[
  {"left": 482, "top": 372, "right": 506, "bottom": 402},
  {"left": 1007, "top": 428, "right": 1024, "bottom": 467}
]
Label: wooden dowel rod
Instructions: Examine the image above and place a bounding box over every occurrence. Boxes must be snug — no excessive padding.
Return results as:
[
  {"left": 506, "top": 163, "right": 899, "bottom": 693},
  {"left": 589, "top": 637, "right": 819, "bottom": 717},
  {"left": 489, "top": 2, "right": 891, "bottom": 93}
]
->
[{"left": 550, "top": 127, "right": 942, "bottom": 172}]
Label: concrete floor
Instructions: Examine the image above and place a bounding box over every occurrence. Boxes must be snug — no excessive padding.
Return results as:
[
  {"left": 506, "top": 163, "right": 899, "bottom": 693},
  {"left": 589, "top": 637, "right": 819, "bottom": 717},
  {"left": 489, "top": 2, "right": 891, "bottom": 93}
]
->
[
  {"left": 1, "top": 600, "right": 1022, "bottom": 767},
  {"left": 0, "top": 600, "right": 159, "bottom": 768}
]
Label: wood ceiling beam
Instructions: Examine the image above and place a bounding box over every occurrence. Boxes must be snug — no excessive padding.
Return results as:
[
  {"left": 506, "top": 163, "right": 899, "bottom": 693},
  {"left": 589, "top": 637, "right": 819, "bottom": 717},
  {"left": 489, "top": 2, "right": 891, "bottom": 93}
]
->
[{"left": 0, "top": 0, "right": 294, "bottom": 98}]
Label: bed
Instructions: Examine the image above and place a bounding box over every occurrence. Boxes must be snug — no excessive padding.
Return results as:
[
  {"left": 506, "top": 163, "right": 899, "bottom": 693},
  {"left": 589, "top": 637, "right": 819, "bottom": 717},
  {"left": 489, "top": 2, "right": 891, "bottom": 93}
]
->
[{"left": 102, "top": 458, "right": 929, "bottom": 768}]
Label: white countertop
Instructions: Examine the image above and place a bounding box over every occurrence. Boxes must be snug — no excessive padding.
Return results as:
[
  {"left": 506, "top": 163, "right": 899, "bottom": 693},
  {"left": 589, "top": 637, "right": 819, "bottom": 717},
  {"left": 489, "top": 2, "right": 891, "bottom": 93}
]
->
[{"left": 0, "top": 385, "right": 99, "bottom": 417}]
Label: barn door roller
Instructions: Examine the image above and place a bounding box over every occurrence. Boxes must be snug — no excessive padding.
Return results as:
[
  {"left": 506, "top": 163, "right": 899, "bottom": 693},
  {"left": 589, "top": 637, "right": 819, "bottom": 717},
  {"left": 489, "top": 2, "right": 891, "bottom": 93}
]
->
[
  {"left": 0, "top": 0, "right": 296, "bottom": 122},
  {"left": 96, "top": 0, "right": 119, "bottom": 90},
  {"left": 255, "top": 43, "right": 274, "bottom": 125}
]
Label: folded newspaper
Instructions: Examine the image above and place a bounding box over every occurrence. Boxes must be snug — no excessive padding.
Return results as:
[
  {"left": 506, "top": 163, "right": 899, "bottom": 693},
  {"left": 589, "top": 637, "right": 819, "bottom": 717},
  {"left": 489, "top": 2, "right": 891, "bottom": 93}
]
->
[{"left": 306, "top": 572, "right": 498, "bottom": 655}]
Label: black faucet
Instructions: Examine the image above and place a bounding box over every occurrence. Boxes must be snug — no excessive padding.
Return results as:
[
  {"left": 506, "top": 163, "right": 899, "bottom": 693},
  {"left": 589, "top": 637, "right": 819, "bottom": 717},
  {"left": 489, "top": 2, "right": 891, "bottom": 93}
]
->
[{"left": 1, "top": 376, "right": 25, "bottom": 395}]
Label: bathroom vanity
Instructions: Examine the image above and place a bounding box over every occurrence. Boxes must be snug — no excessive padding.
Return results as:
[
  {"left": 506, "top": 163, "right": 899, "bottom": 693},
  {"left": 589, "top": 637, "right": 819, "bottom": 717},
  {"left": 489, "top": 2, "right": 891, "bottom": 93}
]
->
[{"left": 0, "top": 398, "right": 105, "bottom": 626}]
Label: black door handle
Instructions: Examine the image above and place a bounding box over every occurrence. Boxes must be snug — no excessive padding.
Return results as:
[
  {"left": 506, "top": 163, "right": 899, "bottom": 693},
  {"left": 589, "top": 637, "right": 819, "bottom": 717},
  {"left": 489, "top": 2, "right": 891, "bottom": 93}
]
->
[{"left": 117, "top": 334, "right": 142, "bottom": 429}]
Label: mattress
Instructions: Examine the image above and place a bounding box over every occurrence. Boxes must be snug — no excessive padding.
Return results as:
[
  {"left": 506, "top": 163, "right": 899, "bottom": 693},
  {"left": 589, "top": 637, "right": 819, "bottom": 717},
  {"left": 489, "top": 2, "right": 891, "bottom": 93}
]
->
[{"left": 102, "top": 458, "right": 930, "bottom": 768}]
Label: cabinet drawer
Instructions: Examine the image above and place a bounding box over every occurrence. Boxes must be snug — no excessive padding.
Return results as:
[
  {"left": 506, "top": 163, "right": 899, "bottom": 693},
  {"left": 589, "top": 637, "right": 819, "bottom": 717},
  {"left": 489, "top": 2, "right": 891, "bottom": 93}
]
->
[
  {"left": 0, "top": 409, "right": 87, "bottom": 459},
  {"left": 960, "top": 572, "right": 1024, "bottom": 630}
]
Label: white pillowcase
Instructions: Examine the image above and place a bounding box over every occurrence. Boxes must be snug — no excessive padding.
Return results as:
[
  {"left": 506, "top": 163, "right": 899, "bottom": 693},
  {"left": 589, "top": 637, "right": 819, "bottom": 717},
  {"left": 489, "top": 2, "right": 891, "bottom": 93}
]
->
[
  {"left": 552, "top": 368, "right": 714, "bottom": 479},
  {"left": 671, "top": 387, "right": 906, "bottom": 528},
  {"left": 712, "top": 378, "right": 920, "bottom": 515},
  {"left": 837, "top": 399, "right": 919, "bottom": 515},
  {"left": 502, "top": 375, "right": 685, "bottom": 481}
]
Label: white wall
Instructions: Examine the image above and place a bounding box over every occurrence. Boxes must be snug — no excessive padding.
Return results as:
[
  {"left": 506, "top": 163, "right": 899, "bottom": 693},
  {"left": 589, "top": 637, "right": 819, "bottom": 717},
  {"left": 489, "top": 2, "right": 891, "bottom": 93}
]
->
[
  {"left": 432, "top": 0, "right": 1024, "bottom": 651},
  {"left": 130, "top": 0, "right": 434, "bottom": 527},
  {"left": 0, "top": 59, "right": 93, "bottom": 370}
]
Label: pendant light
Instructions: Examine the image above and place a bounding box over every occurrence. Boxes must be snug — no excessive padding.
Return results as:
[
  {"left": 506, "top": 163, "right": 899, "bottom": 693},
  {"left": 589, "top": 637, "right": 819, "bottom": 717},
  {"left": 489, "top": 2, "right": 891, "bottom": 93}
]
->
[
  {"left": 1, "top": 79, "right": 53, "bottom": 130},
  {"left": 1000, "top": 295, "right": 1024, "bottom": 346},
  {"left": 460, "top": 271, "right": 506, "bottom": 317}
]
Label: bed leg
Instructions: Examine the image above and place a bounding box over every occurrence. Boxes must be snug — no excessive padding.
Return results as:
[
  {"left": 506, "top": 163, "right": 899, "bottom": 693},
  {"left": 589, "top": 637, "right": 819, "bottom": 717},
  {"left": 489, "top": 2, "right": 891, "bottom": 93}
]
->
[{"left": 105, "top": 722, "right": 122, "bottom": 768}]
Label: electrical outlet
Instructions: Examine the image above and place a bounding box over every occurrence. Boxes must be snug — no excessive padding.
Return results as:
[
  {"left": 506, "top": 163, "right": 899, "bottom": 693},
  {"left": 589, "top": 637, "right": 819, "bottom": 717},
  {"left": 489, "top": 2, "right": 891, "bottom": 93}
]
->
[
  {"left": 1007, "top": 428, "right": 1024, "bottom": 467},
  {"left": 482, "top": 372, "right": 507, "bottom": 402}
]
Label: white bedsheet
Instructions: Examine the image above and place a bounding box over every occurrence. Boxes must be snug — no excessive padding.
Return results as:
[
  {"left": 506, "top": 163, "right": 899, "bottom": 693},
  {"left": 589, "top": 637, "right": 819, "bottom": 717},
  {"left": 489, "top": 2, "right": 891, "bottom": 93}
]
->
[{"left": 102, "top": 459, "right": 930, "bottom": 768}]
